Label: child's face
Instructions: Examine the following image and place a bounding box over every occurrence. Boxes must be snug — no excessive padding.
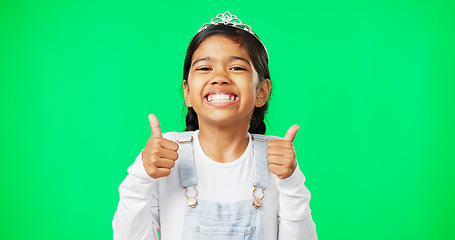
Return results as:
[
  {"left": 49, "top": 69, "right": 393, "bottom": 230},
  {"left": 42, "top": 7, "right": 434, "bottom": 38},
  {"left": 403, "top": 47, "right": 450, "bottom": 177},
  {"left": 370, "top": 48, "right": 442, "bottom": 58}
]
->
[{"left": 184, "top": 35, "right": 270, "bottom": 128}]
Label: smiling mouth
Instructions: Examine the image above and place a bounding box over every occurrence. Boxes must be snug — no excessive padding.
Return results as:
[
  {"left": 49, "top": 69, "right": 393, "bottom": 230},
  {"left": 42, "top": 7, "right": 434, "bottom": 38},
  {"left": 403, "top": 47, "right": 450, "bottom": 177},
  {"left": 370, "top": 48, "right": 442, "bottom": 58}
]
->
[{"left": 205, "top": 93, "right": 238, "bottom": 103}]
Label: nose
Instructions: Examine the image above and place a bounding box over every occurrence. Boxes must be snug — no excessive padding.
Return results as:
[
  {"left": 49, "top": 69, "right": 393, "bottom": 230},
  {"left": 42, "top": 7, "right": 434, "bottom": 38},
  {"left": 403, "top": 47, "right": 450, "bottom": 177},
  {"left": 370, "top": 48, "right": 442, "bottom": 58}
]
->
[{"left": 210, "top": 69, "right": 231, "bottom": 85}]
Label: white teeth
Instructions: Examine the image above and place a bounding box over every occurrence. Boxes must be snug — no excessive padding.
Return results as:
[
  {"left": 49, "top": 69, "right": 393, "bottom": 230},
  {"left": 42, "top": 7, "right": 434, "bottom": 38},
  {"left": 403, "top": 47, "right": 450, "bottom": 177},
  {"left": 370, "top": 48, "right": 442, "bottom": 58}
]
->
[{"left": 207, "top": 93, "right": 236, "bottom": 103}]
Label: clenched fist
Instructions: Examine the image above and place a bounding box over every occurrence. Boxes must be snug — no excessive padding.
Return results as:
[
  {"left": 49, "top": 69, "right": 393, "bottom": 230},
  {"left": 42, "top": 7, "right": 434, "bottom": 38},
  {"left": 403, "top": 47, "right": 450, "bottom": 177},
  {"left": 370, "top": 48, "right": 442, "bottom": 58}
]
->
[
  {"left": 267, "top": 125, "right": 300, "bottom": 179},
  {"left": 142, "top": 114, "right": 179, "bottom": 179}
]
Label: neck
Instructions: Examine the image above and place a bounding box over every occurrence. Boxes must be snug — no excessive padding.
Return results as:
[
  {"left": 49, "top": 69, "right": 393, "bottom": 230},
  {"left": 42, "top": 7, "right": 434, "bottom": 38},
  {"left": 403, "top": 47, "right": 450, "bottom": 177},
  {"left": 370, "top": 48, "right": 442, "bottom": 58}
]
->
[{"left": 197, "top": 120, "right": 250, "bottom": 163}]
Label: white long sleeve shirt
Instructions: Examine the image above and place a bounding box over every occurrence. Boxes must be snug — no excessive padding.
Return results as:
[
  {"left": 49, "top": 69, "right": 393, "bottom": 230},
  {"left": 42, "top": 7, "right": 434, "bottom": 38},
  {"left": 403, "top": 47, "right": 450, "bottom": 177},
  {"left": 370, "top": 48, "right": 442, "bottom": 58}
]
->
[{"left": 113, "top": 131, "right": 317, "bottom": 240}]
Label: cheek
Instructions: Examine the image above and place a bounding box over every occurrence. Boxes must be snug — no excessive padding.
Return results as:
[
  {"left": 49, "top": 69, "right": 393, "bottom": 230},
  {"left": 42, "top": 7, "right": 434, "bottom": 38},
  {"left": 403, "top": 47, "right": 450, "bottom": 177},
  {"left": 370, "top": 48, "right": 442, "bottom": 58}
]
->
[
  {"left": 187, "top": 81, "right": 203, "bottom": 99},
  {"left": 250, "top": 79, "right": 260, "bottom": 97},
  {"left": 241, "top": 82, "right": 259, "bottom": 104}
]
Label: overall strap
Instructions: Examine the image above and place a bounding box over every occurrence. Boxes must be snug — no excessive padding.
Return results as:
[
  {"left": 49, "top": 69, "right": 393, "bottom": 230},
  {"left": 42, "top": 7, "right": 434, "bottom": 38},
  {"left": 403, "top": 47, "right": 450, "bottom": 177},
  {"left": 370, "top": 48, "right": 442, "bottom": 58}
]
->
[
  {"left": 178, "top": 131, "right": 197, "bottom": 188},
  {"left": 251, "top": 134, "right": 268, "bottom": 189},
  {"left": 178, "top": 132, "right": 269, "bottom": 189}
]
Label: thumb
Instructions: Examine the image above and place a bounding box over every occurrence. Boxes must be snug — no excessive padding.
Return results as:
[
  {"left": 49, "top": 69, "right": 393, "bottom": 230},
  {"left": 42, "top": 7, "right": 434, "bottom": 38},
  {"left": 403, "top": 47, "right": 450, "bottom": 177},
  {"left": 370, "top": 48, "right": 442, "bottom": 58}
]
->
[
  {"left": 148, "top": 114, "right": 162, "bottom": 138},
  {"left": 284, "top": 124, "right": 300, "bottom": 142}
]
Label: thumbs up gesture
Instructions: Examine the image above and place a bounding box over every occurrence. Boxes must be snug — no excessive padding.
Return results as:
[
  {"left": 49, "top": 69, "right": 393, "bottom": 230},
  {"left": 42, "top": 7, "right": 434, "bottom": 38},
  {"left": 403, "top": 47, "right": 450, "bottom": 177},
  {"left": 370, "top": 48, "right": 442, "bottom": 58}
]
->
[
  {"left": 142, "top": 114, "right": 179, "bottom": 179},
  {"left": 267, "top": 125, "right": 300, "bottom": 179}
]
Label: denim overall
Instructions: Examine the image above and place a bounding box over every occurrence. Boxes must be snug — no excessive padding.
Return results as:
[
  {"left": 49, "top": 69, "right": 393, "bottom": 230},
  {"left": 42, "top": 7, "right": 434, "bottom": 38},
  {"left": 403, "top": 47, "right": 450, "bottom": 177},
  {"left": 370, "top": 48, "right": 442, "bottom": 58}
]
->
[{"left": 177, "top": 131, "right": 268, "bottom": 240}]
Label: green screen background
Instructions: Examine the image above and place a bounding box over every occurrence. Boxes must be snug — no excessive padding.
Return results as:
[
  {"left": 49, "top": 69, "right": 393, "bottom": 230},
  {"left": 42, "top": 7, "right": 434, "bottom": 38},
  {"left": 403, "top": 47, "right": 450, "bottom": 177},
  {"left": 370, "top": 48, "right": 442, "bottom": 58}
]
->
[{"left": 1, "top": 0, "right": 454, "bottom": 239}]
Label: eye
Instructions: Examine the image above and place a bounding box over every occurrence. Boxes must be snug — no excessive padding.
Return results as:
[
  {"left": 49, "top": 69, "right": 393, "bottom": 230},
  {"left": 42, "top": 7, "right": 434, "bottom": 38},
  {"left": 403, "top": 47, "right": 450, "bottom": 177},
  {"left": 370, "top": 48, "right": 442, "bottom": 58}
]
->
[
  {"left": 230, "top": 66, "right": 246, "bottom": 71},
  {"left": 196, "top": 67, "right": 212, "bottom": 71}
]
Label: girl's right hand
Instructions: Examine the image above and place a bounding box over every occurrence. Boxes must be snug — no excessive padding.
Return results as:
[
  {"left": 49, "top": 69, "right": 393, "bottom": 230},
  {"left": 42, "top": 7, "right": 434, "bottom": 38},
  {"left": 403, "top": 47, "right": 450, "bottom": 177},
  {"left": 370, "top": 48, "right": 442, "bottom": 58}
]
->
[{"left": 142, "top": 114, "right": 179, "bottom": 179}]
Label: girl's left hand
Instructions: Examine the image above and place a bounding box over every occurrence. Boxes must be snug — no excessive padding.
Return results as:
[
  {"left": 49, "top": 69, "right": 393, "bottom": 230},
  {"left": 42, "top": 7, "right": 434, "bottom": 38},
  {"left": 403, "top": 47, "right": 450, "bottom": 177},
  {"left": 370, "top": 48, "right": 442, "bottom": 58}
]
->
[{"left": 267, "top": 125, "right": 300, "bottom": 179}]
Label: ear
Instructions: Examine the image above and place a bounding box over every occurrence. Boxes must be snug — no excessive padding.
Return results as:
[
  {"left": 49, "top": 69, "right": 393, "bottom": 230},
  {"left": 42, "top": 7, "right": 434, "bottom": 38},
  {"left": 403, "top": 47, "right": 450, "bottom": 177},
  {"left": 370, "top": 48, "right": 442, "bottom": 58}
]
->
[
  {"left": 183, "top": 80, "right": 192, "bottom": 107},
  {"left": 255, "top": 79, "right": 271, "bottom": 107}
]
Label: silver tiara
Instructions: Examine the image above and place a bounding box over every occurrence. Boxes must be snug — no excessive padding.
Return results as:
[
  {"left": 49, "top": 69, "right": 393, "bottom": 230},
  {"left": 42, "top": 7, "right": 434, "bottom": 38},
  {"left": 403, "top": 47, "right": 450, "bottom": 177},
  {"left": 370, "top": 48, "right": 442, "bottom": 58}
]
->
[
  {"left": 197, "top": 11, "right": 268, "bottom": 56},
  {"left": 198, "top": 11, "right": 255, "bottom": 35}
]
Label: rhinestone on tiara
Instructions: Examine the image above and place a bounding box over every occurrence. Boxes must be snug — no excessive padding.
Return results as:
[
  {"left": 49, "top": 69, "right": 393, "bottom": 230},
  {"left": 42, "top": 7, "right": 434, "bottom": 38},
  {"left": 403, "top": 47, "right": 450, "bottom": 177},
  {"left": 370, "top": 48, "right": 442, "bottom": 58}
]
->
[{"left": 198, "top": 11, "right": 255, "bottom": 35}]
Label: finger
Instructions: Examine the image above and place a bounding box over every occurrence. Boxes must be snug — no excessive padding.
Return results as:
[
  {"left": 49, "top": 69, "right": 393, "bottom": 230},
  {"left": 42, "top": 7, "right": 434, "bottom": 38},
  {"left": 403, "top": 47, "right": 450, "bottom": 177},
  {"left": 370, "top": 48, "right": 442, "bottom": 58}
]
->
[
  {"left": 148, "top": 137, "right": 179, "bottom": 152},
  {"left": 148, "top": 114, "right": 162, "bottom": 138},
  {"left": 157, "top": 148, "right": 179, "bottom": 161},
  {"left": 268, "top": 155, "right": 286, "bottom": 165},
  {"left": 148, "top": 168, "right": 171, "bottom": 179},
  {"left": 268, "top": 164, "right": 285, "bottom": 178},
  {"left": 157, "top": 138, "right": 179, "bottom": 151},
  {"left": 268, "top": 163, "right": 294, "bottom": 179},
  {"left": 268, "top": 156, "right": 294, "bottom": 168},
  {"left": 284, "top": 124, "right": 300, "bottom": 142},
  {"left": 267, "top": 139, "right": 294, "bottom": 148},
  {"left": 154, "top": 158, "right": 176, "bottom": 169},
  {"left": 267, "top": 146, "right": 295, "bottom": 157}
]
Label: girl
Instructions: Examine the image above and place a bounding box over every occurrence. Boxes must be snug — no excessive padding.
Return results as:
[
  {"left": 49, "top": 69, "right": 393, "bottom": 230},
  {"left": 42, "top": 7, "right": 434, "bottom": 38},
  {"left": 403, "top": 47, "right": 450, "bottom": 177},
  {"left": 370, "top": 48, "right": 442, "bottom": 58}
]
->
[{"left": 113, "top": 11, "right": 317, "bottom": 240}]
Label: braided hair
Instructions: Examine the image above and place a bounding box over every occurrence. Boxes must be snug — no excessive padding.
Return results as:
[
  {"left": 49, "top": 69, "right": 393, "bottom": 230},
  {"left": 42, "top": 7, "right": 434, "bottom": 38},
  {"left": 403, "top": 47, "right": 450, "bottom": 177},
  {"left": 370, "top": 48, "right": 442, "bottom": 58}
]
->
[{"left": 183, "top": 24, "right": 271, "bottom": 134}]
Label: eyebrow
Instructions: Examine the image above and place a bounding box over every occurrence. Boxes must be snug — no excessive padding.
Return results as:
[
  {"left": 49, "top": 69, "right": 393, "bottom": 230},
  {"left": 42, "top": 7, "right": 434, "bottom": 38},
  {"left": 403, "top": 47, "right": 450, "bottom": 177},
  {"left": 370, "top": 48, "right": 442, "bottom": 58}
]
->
[
  {"left": 191, "top": 56, "right": 251, "bottom": 66},
  {"left": 231, "top": 56, "right": 251, "bottom": 65},
  {"left": 192, "top": 57, "right": 211, "bottom": 66}
]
